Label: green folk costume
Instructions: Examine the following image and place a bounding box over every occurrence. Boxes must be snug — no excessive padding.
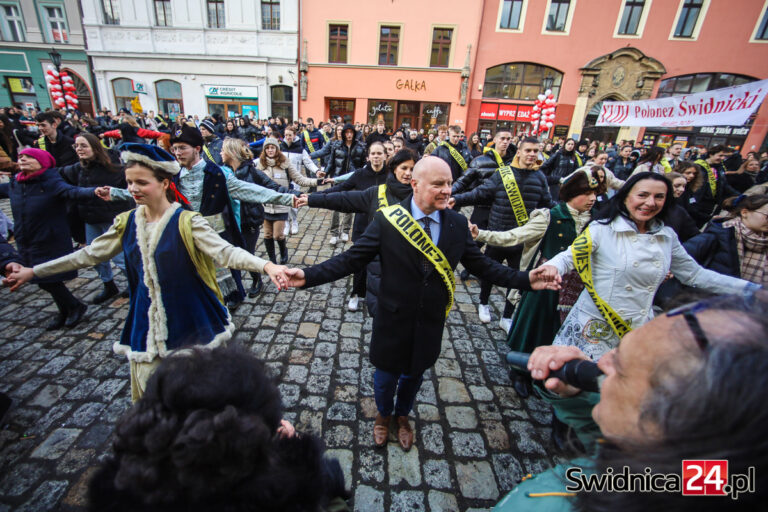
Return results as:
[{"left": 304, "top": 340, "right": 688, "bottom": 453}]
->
[{"left": 507, "top": 202, "right": 579, "bottom": 353}]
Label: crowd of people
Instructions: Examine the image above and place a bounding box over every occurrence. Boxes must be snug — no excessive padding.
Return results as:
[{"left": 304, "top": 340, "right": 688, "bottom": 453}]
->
[{"left": 1, "top": 102, "right": 767, "bottom": 510}]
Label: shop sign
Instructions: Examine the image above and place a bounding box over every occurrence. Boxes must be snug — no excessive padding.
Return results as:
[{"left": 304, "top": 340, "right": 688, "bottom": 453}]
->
[
  {"left": 698, "top": 126, "right": 750, "bottom": 136},
  {"left": 204, "top": 84, "right": 260, "bottom": 99},
  {"left": 396, "top": 78, "right": 427, "bottom": 92},
  {"left": 369, "top": 101, "right": 394, "bottom": 117},
  {"left": 497, "top": 104, "right": 517, "bottom": 121},
  {"left": 515, "top": 105, "right": 533, "bottom": 122},
  {"left": 425, "top": 104, "right": 444, "bottom": 118},
  {"left": 479, "top": 103, "right": 498, "bottom": 120},
  {"left": 553, "top": 125, "right": 569, "bottom": 137},
  {"left": 8, "top": 77, "right": 35, "bottom": 94}
]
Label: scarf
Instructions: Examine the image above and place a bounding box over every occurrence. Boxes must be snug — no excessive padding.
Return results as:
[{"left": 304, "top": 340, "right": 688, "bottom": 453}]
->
[
  {"left": 727, "top": 218, "right": 768, "bottom": 286},
  {"left": 566, "top": 203, "right": 592, "bottom": 234},
  {"left": 265, "top": 157, "right": 277, "bottom": 167},
  {"left": 15, "top": 168, "right": 47, "bottom": 182},
  {"left": 386, "top": 172, "right": 414, "bottom": 200}
]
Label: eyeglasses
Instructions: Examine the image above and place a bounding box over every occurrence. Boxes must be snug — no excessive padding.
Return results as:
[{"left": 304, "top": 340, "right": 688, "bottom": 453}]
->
[
  {"left": 72, "top": 144, "right": 90, "bottom": 150},
  {"left": 751, "top": 210, "right": 768, "bottom": 220}
]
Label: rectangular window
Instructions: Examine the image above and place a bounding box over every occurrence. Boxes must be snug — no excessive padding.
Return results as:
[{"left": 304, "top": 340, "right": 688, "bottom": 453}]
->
[
  {"left": 102, "top": 0, "right": 120, "bottom": 25},
  {"left": 44, "top": 5, "right": 68, "bottom": 43},
  {"left": 430, "top": 27, "right": 452, "bottom": 68},
  {"left": 378, "top": 25, "right": 399, "bottom": 65},
  {"left": 756, "top": 5, "right": 768, "bottom": 40},
  {"left": 261, "top": 0, "right": 279, "bottom": 30},
  {"left": 674, "top": 0, "right": 703, "bottom": 37},
  {"left": 500, "top": 0, "right": 524, "bottom": 29},
  {"left": 328, "top": 24, "right": 348, "bottom": 63},
  {"left": 546, "top": 0, "right": 570, "bottom": 31},
  {"left": 618, "top": 0, "right": 644, "bottom": 34},
  {"left": 154, "top": 0, "right": 171, "bottom": 27},
  {"left": 0, "top": 4, "right": 25, "bottom": 42},
  {"left": 207, "top": 0, "right": 224, "bottom": 28}
]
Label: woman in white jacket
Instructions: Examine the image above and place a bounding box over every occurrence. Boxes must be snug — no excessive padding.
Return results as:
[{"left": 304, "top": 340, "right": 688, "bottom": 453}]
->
[
  {"left": 256, "top": 137, "right": 320, "bottom": 264},
  {"left": 538, "top": 172, "right": 759, "bottom": 360}
]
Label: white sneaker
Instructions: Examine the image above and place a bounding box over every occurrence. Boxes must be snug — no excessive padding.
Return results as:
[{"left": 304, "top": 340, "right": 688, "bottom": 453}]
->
[
  {"left": 499, "top": 317, "right": 513, "bottom": 333},
  {"left": 340, "top": 232, "right": 349, "bottom": 242},
  {"left": 329, "top": 236, "right": 338, "bottom": 245},
  {"left": 290, "top": 221, "right": 299, "bottom": 235},
  {"left": 283, "top": 223, "right": 290, "bottom": 237},
  {"left": 347, "top": 295, "right": 359, "bottom": 311},
  {"left": 478, "top": 304, "right": 491, "bottom": 323}
]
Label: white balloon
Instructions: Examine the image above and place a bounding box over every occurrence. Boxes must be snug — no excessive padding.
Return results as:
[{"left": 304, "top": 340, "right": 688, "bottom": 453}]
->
[
  {"left": 545, "top": 89, "right": 552, "bottom": 96},
  {"left": 537, "top": 94, "right": 546, "bottom": 101}
]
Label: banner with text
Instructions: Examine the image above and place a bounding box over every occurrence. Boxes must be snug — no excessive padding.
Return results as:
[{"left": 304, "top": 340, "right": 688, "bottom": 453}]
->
[{"left": 596, "top": 79, "right": 768, "bottom": 127}]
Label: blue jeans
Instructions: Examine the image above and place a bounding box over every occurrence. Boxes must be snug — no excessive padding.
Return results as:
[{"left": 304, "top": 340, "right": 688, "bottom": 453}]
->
[
  {"left": 373, "top": 368, "right": 424, "bottom": 417},
  {"left": 85, "top": 222, "right": 126, "bottom": 282}
]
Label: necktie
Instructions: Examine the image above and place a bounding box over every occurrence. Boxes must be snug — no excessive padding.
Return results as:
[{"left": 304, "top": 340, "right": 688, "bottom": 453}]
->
[{"left": 421, "top": 218, "right": 432, "bottom": 273}]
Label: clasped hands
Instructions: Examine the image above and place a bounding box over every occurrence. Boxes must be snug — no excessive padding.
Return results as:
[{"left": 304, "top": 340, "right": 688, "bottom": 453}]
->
[
  {"left": 3, "top": 262, "right": 33, "bottom": 292},
  {"left": 262, "top": 263, "right": 306, "bottom": 291}
]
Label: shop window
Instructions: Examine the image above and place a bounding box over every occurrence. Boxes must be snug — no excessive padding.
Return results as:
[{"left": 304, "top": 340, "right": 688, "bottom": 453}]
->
[
  {"left": 207, "top": 0, "right": 224, "bottom": 28},
  {"left": 102, "top": 0, "right": 120, "bottom": 25},
  {"left": 483, "top": 62, "right": 562, "bottom": 101},
  {"left": 329, "top": 98, "right": 355, "bottom": 123},
  {"left": 430, "top": 28, "right": 452, "bottom": 67},
  {"left": 41, "top": 4, "right": 68, "bottom": 43},
  {"left": 673, "top": 0, "right": 705, "bottom": 38},
  {"left": 271, "top": 85, "right": 292, "bottom": 119},
  {"left": 261, "top": 0, "right": 279, "bottom": 30},
  {"left": 545, "top": 0, "right": 571, "bottom": 32},
  {"left": 155, "top": 79, "right": 184, "bottom": 119},
  {"left": 368, "top": 100, "right": 395, "bottom": 127},
  {"left": 154, "top": 0, "right": 171, "bottom": 26},
  {"left": 328, "top": 24, "right": 348, "bottom": 63},
  {"left": 754, "top": 4, "right": 768, "bottom": 40},
  {"left": 421, "top": 103, "right": 450, "bottom": 132},
  {"left": 499, "top": 0, "right": 524, "bottom": 30},
  {"left": 112, "top": 78, "right": 134, "bottom": 112},
  {"left": 617, "top": 0, "right": 644, "bottom": 35},
  {"left": 0, "top": 3, "right": 25, "bottom": 42},
  {"left": 656, "top": 73, "right": 756, "bottom": 98},
  {"left": 378, "top": 26, "right": 400, "bottom": 66}
]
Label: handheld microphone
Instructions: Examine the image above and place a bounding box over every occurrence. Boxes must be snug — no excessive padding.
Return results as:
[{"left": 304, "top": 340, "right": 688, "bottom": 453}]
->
[{"left": 506, "top": 351, "right": 603, "bottom": 392}]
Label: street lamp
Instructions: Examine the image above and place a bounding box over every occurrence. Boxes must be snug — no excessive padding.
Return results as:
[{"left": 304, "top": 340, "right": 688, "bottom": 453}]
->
[
  {"left": 542, "top": 75, "right": 555, "bottom": 92},
  {"left": 48, "top": 48, "right": 62, "bottom": 73}
]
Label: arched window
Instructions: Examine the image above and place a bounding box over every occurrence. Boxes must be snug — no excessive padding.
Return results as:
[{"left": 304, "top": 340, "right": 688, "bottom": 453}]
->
[
  {"left": 155, "top": 79, "right": 184, "bottom": 119},
  {"left": 483, "top": 62, "right": 563, "bottom": 101},
  {"left": 656, "top": 73, "right": 756, "bottom": 98},
  {"left": 111, "top": 78, "right": 133, "bottom": 112},
  {"left": 271, "top": 85, "right": 292, "bottom": 119},
  {"left": 62, "top": 68, "right": 94, "bottom": 116}
]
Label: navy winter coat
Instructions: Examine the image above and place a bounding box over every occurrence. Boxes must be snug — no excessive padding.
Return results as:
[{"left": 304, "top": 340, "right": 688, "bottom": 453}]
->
[
  {"left": 0, "top": 169, "right": 97, "bottom": 282},
  {"left": 683, "top": 219, "right": 741, "bottom": 278}
]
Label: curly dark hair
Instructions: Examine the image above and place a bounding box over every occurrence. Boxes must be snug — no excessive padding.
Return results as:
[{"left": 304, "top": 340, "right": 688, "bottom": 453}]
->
[{"left": 88, "top": 345, "right": 347, "bottom": 511}]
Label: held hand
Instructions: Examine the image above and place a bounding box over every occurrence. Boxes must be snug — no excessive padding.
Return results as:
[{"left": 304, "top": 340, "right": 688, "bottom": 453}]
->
[
  {"left": 291, "top": 195, "right": 301, "bottom": 209},
  {"left": 264, "top": 262, "right": 289, "bottom": 291},
  {"left": 322, "top": 178, "right": 335, "bottom": 185},
  {"left": 528, "top": 345, "right": 588, "bottom": 397},
  {"left": 447, "top": 197, "right": 456, "bottom": 209},
  {"left": 277, "top": 419, "right": 297, "bottom": 438},
  {"left": 529, "top": 266, "right": 562, "bottom": 291},
  {"left": 295, "top": 195, "right": 309, "bottom": 208},
  {"left": 316, "top": 170, "right": 326, "bottom": 179},
  {"left": 94, "top": 186, "right": 112, "bottom": 201},
  {"left": 284, "top": 267, "right": 306, "bottom": 288},
  {"left": 7, "top": 266, "right": 34, "bottom": 292},
  {"left": 468, "top": 221, "right": 479, "bottom": 240}
]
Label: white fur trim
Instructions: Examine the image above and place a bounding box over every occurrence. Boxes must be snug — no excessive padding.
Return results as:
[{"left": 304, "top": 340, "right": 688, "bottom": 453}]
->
[{"left": 121, "top": 150, "right": 181, "bottom": 175}]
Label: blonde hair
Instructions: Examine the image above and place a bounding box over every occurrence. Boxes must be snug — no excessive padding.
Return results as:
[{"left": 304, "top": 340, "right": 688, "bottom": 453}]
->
[
  {"left": 221, "top": 137, "right": 253, "bottom": 164},
  {"left": 123, "top": 115, "right": 139, "bottom": 128}
]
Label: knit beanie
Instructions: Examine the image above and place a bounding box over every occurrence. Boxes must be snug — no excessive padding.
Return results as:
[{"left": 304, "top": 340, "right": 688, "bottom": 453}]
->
[
  {"left": 19, "top": 148, "right": 56, "bottom": 171},
  {"left": 200, "top": 119, "right": 216, "bottom": 134}
]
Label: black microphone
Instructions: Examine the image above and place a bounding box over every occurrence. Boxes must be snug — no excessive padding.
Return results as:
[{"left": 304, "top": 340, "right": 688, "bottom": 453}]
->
[{"left": 506, "top": 351, "right": 603, "bottom": 392}]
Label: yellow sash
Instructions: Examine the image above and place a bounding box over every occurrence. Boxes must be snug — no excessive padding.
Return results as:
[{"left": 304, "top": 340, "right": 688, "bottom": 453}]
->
[
  {"left": 695, "top": 159, "right": 718, "bottom": 198},
  {"left": 571, "top": 227, "right": 631, "bottom": 338},
  {"left": 37, "top": 136, "right": 46, "bottom": 151},
  {"left": 303, "top": 130, "right": 315, "bottom": 153},
  {"left": 484, "top": 148, "right": 529, "bottom": 225},
  {"left": 202, "top": 144, "right": 215, "bottom": 163},
  {"left": 381, "top": 205, "right": 455, "bottom": 318},
  {"left": 575, "top": 154, "right": 583, "bottom": 168},
  {"left": 321, "top": 131, "right": 329, "bottom": 143},
  {"left": 660, "top": 159, "right": 672, "bottom": 174},
  {"left": 438, "top": 141, "right": 468, "bottom": 171},
  {"left": 377, "top": 184, "right": 389, "bottom": 210}
]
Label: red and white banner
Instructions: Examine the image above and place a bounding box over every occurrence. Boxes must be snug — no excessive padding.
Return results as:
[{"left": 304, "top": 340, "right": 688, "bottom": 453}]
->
[
  {"left": 479, "top": 103, "right": 498, "bottom": 120},
  {"left": 596, "top": 78, "right": 768, "bottom": 127},
  {"left": 515, "top": 105, "right": 533, "bottom": 122},
  {"left": 497, "top": 104, "right": 517, "bottom": 121}
]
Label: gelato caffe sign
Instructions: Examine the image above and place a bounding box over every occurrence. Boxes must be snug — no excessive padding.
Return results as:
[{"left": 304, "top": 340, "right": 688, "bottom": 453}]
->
[
  {"left": 204, "top": 85, "right": 260, "bottom": 99},
  {"left": 597, "top": 79, "right": 768, "bottom": 128}
]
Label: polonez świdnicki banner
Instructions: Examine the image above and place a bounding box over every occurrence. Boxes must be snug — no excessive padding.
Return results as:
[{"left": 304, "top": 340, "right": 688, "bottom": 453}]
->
[{"left": 596, "top": 78, "right": 768, "bottom": 128}]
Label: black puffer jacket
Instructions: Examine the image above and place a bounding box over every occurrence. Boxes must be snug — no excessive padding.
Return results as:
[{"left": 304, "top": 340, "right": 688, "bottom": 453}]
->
[
  {"left": 233, "top": 159, "right": 295, "bottom": 230},
  {"left": 452, "top": 149, "right": 514, "bottom": 195},
  {"left": 202, "top": 135, "right": 224, "bottom": 165},
  {"left": 432, "top": 142, "right": 472, "bottom": 182},
  {"left": 58, "top": 156, "right": 133, "bottom": 224},
  {"left": 539, "top": 150, "right": 583, "bottom": 199},
  {"left": 323, "top": 124, "right": 367, "bottom": 178},
  {"left": 308, "top": 173, "right": 412, "bottom": 317},
  {"left": 452, "top": 161, "right": 553, "bottom": 232}
]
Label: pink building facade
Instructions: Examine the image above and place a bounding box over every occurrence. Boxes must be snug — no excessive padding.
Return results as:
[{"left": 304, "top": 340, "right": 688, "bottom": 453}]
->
[
  {"left": 298, "top": 0, "right": 483, "bottom": 133},
  {"left": 300, "top": 0, "right": 768, "bottom": 152}
]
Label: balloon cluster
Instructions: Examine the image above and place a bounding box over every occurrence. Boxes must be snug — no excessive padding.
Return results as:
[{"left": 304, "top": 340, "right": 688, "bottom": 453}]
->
[
  {"left": 532, "top": 89, "right": 557, "bottom": 136},
  {"left": 45, "top": 64, "right": 79, "bottom": 110}
]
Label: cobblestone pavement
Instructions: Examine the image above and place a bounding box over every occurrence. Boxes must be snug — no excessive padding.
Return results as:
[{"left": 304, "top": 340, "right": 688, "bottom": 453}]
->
[{"left": 0, "top": 202, "right": 568, "bottom": 511}]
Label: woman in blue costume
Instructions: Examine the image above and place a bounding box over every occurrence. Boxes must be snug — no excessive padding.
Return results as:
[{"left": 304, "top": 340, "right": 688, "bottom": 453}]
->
[{"left": 8, "top": 144, "right": 286, "bottom": 400}]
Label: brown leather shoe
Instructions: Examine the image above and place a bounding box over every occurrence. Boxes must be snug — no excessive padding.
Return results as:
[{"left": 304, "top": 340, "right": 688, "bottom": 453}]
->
[
  {"left": 373, "top": 414, "right": 391, "bottom": 448},
  {"left": 396, "top": 416, "right": 413, "bottom": 451}
]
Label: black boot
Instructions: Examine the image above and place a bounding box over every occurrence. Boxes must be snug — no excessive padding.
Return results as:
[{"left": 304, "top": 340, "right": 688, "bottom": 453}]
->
[
  {"left": 92, "top": 280, "right": 119, "bottom": 305},
  {"left": 65, "top": 302, "right": 87, "bottom": 328},
  {"left": 511, "top": 371, "right": 531, "bottom": 399},
  {"left": 46, "top": 312, "right": 66, "bottom": 331},
  {"left": 264, "top": 238, "right": 277, "bottom": 264},
  {"left": 277, "top": 239, "right": 289, "bottom": 264},
  {"left": 248, "top": 273, "right": 263, "bottom": 297}
]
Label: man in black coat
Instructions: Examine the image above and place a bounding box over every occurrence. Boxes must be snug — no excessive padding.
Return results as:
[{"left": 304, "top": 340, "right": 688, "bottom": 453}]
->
[
  {"left": 432, "top": 125, "right": 472, "bottom": 183},
  {"left": 280, "top": 157, "right": 559, "bottom": 451}
]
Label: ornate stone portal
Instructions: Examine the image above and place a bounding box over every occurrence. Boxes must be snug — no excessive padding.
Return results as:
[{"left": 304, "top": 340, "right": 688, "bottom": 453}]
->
[{"left": 568, "top": 47, "right": 666, "bottom": 141}]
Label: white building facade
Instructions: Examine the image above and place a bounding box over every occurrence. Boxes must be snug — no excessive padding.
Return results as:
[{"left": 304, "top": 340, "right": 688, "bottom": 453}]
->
[{"left": 82, "top": 0, "right": 298, "bottom": 120}]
